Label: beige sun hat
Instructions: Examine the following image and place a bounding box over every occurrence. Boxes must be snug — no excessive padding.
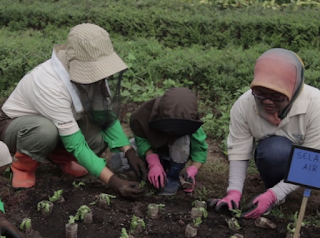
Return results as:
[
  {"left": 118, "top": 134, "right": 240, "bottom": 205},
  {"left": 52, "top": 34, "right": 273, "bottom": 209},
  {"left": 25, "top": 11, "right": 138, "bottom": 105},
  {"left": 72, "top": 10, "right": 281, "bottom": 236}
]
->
[
  {"left": 57, "top": 23, "right": 128, "bottom": 84},
  {"left": 0, "top": 141, "right": 12, "bottom": 167}
]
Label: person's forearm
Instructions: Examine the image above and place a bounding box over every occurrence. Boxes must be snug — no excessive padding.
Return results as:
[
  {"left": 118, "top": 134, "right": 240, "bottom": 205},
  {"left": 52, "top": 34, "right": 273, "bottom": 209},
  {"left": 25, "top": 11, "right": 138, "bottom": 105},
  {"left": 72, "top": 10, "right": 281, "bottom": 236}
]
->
[
  {"left": 270, "top": 180, "right": 299, "bottom": 203},
  {"left": 145, "top": 148, "right": 154, "bottom": 157},
  {"left": 98, "top": 167, "right": 115, "bottom": 184},
  {"left": 190, "top": 161, "right": 202, "bottom": 170},
  {"left": 120, "top": 145, "right": 133, "bottom": 153},
  {"left": 227, "top": 160, "right": 248, "bottom": 193}
]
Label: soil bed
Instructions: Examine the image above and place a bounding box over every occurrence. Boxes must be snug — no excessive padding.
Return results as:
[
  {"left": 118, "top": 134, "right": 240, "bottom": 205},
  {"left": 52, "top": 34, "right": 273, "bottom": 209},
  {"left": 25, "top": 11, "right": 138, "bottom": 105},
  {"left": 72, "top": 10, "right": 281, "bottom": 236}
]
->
[{"left": 1, "top": 160, "right": 320, "bottom": 238}]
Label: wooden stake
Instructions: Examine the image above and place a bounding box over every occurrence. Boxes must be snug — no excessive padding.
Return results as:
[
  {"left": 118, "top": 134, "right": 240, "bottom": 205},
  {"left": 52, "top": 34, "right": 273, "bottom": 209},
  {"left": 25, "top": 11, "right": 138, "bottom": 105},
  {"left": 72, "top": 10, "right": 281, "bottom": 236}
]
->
[{"left": 293, "top": 196, "right": 308, "bottom": 238}]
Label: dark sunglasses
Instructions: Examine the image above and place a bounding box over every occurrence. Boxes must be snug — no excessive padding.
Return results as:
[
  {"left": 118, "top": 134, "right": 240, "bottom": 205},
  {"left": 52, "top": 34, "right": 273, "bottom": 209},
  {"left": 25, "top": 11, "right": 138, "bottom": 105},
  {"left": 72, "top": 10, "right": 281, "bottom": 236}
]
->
[{"left": 251, "top": 89, "right": 287, "bottom": 103}]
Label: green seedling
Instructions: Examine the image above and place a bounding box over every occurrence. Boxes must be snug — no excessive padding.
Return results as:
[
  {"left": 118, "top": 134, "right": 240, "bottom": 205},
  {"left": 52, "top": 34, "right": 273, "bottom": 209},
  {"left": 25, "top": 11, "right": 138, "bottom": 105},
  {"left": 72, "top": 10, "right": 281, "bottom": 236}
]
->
[
  {"left": 193, "top": 186, "right": 213, "bottom": 201},
  {"left": 119, "top": 227, "right": 130, "bottom": 238},
  {"left": 130, "top": 215, "right": 145, "bottom": 234},
  {"left": 226, "top": 217, "right": 241, "bottom": 231},
  {"left": 19, "top": 218, "right": 31, "bottom": 231},
  {"left": 75, "top": 205, "right": 91, "bottom": 221},
  {"left": 138, "top": 181, "right": 146, "bottom": 188},
  {"left": 68, "top": 215, "right": 76, "bottom": 224},
  {"left": 193, "top": 217, "right": 202, "bottom": 227},
  {"left": 49, "top": 189, "right": 63, "bottom": 202},
  {"left": 90, "top": 193, "right": 116, "bottom": 206},
  {"left": 230, "top": 209, "right": 242, "bottom": 218},
  {"left": 287, "top": 211, "right": 305, "bottom": 233},
  {"left": 37, "top": 201, "right": 52, "bottom": 213},
  {"left": 192, "top": 200, "right": 207, "bottom": 209},
  {"left": 72, "top": 181, "right": 85, "bottom": 188},
  {"left": 196, "top": 207, "right": 208, "bottom": 218},
  {"left": 99, "top": 193, "right": 116, "bottom": 205}
]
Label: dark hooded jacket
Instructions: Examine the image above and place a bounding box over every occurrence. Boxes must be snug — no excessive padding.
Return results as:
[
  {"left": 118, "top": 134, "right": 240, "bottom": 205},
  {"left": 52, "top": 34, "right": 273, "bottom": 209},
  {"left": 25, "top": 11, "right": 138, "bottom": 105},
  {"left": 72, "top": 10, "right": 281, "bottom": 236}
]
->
[{"left": 130, "top": 87, "right": 208, "bottom": 163}]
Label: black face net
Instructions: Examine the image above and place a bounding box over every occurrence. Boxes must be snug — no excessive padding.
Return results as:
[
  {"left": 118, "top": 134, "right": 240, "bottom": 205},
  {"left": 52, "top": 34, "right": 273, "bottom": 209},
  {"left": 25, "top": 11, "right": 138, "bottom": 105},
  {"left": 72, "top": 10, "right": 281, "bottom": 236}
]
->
[{"left": 72, "top": 70, "right": 124, "bottom": 129}]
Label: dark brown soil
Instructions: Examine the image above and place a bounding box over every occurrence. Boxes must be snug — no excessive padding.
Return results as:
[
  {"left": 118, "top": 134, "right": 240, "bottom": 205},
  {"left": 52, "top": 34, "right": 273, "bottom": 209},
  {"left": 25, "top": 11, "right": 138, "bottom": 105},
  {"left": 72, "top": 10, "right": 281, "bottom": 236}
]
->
[{"left": 1, "top": 153, "right": 320, "bottom": 238}]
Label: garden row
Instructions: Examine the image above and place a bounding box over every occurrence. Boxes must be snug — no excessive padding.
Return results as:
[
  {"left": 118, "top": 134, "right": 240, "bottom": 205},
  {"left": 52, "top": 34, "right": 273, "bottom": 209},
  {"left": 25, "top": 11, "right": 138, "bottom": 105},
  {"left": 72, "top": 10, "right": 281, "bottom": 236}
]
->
[
  {"left": 1, "top": 0, "right": 320, "bottom": 50},
  {"left": 1, "top": 27, "right": 320, "bottom": 97}
]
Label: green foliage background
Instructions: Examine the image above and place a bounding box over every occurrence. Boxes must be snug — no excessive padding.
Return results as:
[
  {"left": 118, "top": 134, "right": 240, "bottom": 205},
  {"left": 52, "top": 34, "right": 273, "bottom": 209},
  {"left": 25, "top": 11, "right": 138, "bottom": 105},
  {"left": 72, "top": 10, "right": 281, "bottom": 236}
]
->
[{"left": 1, "top": 0, "right": 320, "bottom": 152}]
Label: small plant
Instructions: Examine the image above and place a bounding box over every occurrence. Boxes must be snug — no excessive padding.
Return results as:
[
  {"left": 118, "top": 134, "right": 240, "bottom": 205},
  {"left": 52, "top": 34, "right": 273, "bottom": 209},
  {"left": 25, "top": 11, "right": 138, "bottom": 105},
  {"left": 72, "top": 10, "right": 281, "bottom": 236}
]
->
[
  {"left": 146, "top": 188, "right": 156, "bottom": 196},
  {"left": 72, "top": 181, "right": 85, "bottom": 188},
  {"left": 226, "top": 217, "right": 241, "bottom": 231},
  {"left": 192, "top": 200, "right": 207, "bottom": 209},
  {"left": 193, "top": 217, "right": 202, "bottom": 227},
  {"left": 287, "top": 211, "right": 305, "bottom": 235},
  {"left": 75, "top": 205, "right": 91, "bottom": 221},
  {"left": 230, "top": 209, "right": 242, "bottom": 218},
  {"left": 190, "top": 207, "right": 208, "bottom": 219},
  {"left": 91, "top": 193, "right": 116, "bottom": 209},
  {"left": 119, "top": 228, "right": 130, "bottom": 238},
  {"left": 185, "top": 217, "right": 202, "bottom": 238},
  {"left": 193, "top": 186, "right": 213, "bottom": 201},
  {"left": 49, "top": 189, "right": 64, "bottom": 203},
  {"left": 66, "top": 215, "right": 78, "bottom": 238},
  {"left": 37, "top": 200, "right": 53, "bottom": 216},
  {"left": 138, "top": 181, "right": 146, "bottom": 188},
  {"left": 19, "top": 218, "right": 32, "bottom": 234},
  {"left": 148, "top": 203, "right": 165, "bottom": 219},
  {"left": 130, "top": 215, "right": 145, "bottom": 235},
  {"left": 68, "top": 215, "right": 77, "bottom": 224}
]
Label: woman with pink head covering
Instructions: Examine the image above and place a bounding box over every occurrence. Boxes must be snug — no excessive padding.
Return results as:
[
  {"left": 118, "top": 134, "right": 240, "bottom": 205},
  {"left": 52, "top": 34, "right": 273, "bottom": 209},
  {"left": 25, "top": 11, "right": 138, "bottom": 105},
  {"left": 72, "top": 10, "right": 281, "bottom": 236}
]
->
[{"left": 208, "top": 48, "right": 320, "bottom": 218}]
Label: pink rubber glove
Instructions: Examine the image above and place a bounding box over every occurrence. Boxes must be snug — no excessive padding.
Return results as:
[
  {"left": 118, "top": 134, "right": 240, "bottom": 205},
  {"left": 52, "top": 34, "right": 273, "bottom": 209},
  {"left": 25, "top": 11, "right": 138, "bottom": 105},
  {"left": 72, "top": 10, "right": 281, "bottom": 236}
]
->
[
  {"left": 208, "top": 190, "right": 242, "bottom": 211},
  {"left": 182, "top": 166, "right": 198, "bottom": 193},
  {"left": 146, "top": 154, "right": 166, "bottom": 189},
  {"left": 241, "top": 189, "right": 277, "bottom": 219}
]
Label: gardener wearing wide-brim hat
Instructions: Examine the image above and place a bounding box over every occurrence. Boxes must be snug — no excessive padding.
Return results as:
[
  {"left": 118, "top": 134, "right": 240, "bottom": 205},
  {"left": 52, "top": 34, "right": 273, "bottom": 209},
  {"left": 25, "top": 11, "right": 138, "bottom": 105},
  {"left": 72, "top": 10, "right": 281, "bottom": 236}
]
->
[
  {"left": 0, "top": 142, "right": 26, "bottom": 238},
  {"left": 0, "top": 23, "right": 147, "bottom": 199},
  {"left": 129, "top": 87, "right": 208, "bottom": 195}
]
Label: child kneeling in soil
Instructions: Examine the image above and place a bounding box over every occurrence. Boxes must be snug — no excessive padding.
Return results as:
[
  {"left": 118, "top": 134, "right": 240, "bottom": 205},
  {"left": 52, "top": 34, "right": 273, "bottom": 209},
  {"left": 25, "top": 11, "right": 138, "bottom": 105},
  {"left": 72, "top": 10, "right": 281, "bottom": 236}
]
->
[{"left": 111, "top": 87, "right": 208, "bottom": 196}]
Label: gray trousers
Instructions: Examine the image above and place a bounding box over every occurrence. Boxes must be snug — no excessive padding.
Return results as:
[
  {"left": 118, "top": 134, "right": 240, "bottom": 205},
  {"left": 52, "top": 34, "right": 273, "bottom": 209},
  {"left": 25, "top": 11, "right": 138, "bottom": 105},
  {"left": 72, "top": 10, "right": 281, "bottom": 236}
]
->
[
  {"left": 3, "top": 115, "right": 107, "bottom": 162},
  {"left": 110, "top": 135, "right": 190, "bottom": 172}
]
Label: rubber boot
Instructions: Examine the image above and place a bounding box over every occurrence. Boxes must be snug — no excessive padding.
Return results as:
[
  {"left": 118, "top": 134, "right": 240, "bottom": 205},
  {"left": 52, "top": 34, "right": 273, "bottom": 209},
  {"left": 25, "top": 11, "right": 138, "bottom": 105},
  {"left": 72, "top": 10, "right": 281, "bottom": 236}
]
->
[
  {"left": 49, "top": 148, "right": 88, "bottom": 177},
  {"left": 11, "top": 152, "right": 39, "bottom": 189},
  {"left": 158, "top": 162, "right": 186, "bottom": 196}
]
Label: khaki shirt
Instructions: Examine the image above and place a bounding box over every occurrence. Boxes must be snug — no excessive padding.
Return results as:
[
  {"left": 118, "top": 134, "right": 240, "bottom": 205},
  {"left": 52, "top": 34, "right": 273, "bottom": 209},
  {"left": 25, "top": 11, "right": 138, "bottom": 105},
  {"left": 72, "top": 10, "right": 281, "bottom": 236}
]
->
[{"left": 227, "top": 84, "right": 320, "bottom": 161}]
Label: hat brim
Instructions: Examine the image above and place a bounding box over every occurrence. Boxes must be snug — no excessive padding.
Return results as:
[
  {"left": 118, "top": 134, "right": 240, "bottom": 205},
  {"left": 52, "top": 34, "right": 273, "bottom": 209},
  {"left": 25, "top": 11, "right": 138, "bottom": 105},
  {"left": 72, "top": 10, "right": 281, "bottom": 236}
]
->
[
  {"left": 69, "top": 52, "right": 128, "bottom": 84},
  {"left": 149, "top": 118, "right": 203, "bottom": 136}
]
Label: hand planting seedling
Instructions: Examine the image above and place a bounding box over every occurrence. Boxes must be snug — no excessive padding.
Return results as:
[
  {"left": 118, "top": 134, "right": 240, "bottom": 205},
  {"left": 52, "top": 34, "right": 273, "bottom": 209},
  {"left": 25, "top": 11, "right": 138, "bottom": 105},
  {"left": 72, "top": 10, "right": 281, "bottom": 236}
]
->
[
  {"left": 147, "top": 203, "right": 165, "bottom": 219},
  {"left": 37, "top": 200, "right": 54, "bottom": 216},
  {"left": 49, "top": 189, "right": 65, "bottom": 203},
  {"left": 72, "top": 181, "right": 85, "bottom": 188},
  {"left": 130, "top": 215, "right": 145, "bottom": 235},
  {"left": 190, "top": 207, "right": 208, "bottom": 219},
  {"left": 185, "top": 217, "right": 202, "bottom": 238},
  {"left": 19, "top": 217, "right": 32, "bottom": 234}
]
